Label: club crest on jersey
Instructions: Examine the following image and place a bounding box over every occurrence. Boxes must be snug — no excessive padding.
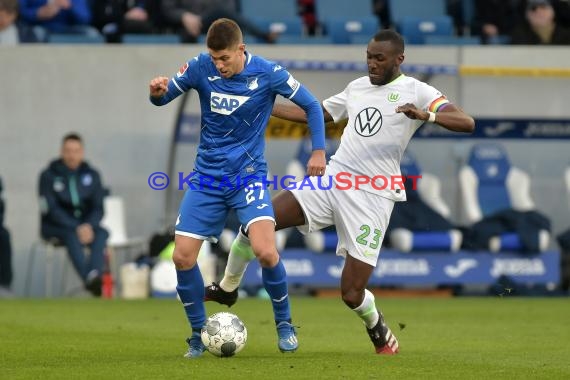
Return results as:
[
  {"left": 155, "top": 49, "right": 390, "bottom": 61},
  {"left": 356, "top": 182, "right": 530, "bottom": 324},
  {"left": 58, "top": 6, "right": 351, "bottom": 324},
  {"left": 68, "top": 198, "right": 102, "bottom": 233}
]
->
[
  {"left": 387, "top": 92, "right": 400, "bottom": 102},
  {"left": 210, "top": 92, "right": 250, "bottom": 115},
  {"left": 246, "top": 77, "right": 259, "bottom": 90},
  {"left": 177, "top": 63, "right": 189, "bottom": 78},
  {"left": 354, "top": 107, "right": 383, "bottom": 137}
]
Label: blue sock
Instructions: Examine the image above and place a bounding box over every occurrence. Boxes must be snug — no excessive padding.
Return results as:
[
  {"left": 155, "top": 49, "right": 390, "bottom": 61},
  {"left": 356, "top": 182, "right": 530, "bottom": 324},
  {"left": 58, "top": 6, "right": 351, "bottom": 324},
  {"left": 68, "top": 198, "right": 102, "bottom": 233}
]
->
[
  {"left": 176, "top": 266, "right": 206, "bottom": 331},
  {"left": 261, "top": 259, "right": 291, "bottom": 323}
]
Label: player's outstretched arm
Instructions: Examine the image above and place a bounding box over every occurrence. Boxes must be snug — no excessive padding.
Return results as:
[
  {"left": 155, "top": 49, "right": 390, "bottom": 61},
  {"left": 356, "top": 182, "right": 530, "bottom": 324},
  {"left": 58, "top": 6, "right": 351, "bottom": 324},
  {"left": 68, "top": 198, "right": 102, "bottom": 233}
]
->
[{"left": 396, "top": 103, "right": 475, "bottom": 133}]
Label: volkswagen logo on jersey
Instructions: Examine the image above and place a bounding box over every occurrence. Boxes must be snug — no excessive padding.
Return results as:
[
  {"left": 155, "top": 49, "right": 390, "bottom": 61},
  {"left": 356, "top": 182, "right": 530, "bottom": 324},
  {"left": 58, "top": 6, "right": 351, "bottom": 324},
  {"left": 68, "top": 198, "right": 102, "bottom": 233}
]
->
[
  {"left": 354, "top": 107, "right": 383, "bottom": 137},
  {"left": 210, "top": 92, "right": 250, "bottom": 115}
]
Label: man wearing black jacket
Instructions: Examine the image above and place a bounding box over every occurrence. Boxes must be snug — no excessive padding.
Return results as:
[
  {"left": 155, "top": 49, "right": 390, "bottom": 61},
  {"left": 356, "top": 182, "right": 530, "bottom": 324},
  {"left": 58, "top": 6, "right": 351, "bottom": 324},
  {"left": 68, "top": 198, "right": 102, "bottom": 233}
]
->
[{"left": 39, "top": 133, "right": 108, "bottom": 296}]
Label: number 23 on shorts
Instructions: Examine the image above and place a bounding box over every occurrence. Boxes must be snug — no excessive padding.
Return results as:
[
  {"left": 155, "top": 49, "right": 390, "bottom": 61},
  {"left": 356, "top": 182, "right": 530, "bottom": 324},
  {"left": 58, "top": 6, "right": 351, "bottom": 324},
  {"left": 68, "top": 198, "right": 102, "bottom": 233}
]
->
[{"left": 356, "top": 225, "right": 382, "bottom": 249}]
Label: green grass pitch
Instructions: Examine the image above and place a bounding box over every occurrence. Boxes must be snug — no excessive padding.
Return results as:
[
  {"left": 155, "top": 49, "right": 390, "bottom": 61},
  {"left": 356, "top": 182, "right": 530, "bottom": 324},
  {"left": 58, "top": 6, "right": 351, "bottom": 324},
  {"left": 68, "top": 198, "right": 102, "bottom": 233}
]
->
[{"left": 1, "top": 297, "right": 569, "bottom": 379}]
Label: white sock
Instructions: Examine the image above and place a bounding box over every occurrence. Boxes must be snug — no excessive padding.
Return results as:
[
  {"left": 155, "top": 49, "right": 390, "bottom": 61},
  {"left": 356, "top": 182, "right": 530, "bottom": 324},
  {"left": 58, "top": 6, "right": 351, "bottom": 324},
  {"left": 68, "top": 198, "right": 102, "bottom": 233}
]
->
[
  {"left": 352, "top": 289, "right": 379, "bottom": 329},
  {"left": 219, "top": 229, "right": 255, "bottom": 292}
]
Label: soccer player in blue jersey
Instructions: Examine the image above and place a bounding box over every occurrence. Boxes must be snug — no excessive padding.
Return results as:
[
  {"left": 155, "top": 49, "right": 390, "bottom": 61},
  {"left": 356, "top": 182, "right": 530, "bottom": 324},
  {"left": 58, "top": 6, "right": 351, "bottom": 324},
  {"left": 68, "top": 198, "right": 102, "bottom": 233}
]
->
[{"left": 148, "top": 18, "right": 326, "bottom": 358}]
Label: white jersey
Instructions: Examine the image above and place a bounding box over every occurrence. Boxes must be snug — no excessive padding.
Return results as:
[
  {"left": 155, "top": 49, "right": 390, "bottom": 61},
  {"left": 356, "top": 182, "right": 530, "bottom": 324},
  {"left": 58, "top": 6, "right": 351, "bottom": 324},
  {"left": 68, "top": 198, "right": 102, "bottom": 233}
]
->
[{"left": 323, "top": 74, "right": 450, "bottom": 202}]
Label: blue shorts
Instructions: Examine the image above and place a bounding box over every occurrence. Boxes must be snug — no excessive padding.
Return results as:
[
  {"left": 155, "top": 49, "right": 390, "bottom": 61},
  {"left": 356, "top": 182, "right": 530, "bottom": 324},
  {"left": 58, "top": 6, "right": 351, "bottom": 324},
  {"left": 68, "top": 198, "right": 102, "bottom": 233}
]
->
[{"left": 174, "top": 172, "right": 275, "bottom": 242}]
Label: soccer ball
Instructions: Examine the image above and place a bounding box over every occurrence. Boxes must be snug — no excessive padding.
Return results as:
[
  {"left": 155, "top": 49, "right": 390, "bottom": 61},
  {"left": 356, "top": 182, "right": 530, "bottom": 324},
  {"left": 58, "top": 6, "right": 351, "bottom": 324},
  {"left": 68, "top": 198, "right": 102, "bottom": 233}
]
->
[{"left": 201, "top": 312, "right": 247, "bottom": 357}]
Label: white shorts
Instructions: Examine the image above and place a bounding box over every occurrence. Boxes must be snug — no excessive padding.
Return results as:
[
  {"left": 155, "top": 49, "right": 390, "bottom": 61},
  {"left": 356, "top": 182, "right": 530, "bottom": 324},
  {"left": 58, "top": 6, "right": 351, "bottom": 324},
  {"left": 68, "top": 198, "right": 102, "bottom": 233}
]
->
[{"left": 290, "top": 171, "right": 395, "bottom": 267}]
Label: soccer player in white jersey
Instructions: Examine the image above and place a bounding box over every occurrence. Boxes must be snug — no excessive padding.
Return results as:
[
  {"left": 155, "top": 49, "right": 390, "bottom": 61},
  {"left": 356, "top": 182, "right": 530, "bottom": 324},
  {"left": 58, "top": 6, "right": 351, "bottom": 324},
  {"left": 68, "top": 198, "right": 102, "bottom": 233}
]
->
[{"left": 205, "top": 29, "right": 474, "bottom": 354}]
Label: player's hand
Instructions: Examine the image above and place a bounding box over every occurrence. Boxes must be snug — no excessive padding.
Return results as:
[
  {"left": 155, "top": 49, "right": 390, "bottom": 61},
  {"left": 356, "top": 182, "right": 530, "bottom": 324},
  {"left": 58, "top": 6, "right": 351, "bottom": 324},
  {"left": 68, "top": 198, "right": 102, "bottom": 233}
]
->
[
  {"left": 149, "top": 76, "right": 169, "bottom": 98},
  {"left": 306, "top": 149, "right": 326, "bottom": 176},
  {"left": 395, "top": 103, "right": 429, "bottom": 121}
]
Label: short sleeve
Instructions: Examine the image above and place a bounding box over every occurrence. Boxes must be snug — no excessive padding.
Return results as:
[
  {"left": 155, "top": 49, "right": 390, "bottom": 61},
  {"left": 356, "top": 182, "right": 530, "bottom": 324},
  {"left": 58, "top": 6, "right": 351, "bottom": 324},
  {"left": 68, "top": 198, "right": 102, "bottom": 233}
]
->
[{"left": 322, "top": 86, "right": 349, "bottom": 122}]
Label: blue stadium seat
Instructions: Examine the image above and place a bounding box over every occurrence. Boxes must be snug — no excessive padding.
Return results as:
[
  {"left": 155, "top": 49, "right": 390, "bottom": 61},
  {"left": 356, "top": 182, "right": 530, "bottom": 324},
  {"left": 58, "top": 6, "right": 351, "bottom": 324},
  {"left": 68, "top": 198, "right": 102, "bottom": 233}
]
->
[
  {"left": 241, "top": 0, "right": 304, "bottom": 40},
  {"left": 487, "top": 35, "right": 511, "bottom": 45},
  {"left": 459, "top": 143, "right": 550, "bottom": 252},
  {"left": 314, "top": 0, "right": 374, "bottom": 21},
  {"left": 424, "top": 35, "right": 480, "bottom": 45},
  {"left": 240, "top": 0, "right": 299, "bottom": 19},
  {"left": 48, "top": 33, "right": 105, "bottom": 44},
  {"left": 252, "top": 18, "right": 304, "bottom": 37},
  {"left": 388, "top": 0, "right": 447, "bottom": 27},
  {"left": 122, "top": 34, "right": 180, "bottom": 44},
  {"left": 276, "top": 35, "right": 334, "bottom": 44},
  {"left": 399, "top": 16, "right": 454, "bottom": 45},
  {"left": 323, "top": 16, "right": 380, "bottom": 44},
  {"left": 389, "top": 151, "right": 462, "bottom": 252}
]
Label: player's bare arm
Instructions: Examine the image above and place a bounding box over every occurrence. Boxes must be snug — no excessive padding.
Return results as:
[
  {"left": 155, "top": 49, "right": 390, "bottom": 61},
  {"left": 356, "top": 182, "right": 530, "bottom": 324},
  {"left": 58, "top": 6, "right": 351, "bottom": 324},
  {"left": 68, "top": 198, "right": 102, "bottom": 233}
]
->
[
  {"left": 149, "top": 76, "right": 169, "bottom": 98},
  {"left": 272, "top": 103, "right": 334, "bottom": 123},
  {"left": 395, "top": 103, "right": 474, "bottom": 133}
]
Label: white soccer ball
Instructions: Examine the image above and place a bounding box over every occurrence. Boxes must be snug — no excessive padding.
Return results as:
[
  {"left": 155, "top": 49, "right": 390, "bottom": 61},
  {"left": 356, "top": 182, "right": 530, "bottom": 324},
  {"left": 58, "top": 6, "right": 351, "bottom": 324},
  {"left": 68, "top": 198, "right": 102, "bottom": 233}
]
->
[{"left": 201, "top": 312, "right": 247, "bottom": 357}]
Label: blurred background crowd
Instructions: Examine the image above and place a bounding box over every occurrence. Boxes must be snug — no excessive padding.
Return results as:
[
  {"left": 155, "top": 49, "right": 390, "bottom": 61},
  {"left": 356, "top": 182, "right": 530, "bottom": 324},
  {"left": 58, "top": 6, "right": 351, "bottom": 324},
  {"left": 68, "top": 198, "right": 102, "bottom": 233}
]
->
[{"left": 1, "top": 0, "right": 570, "bottom": 46}]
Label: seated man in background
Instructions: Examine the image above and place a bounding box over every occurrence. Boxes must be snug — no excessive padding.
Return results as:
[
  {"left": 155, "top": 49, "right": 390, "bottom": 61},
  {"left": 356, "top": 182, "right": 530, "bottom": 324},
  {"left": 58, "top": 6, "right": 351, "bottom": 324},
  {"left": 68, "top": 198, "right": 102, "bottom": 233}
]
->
[
  {"left": 91, "top": 0, "right": 155, "bottom": 43},
  {"left": 160, "top": 0, "right": 277, "bottom": 43},
  {"left": 0, "top": 176, "right": 13, "bottom": 297},
  {"left": 39, "top": 133, "right": 108, "bottom": 296}
]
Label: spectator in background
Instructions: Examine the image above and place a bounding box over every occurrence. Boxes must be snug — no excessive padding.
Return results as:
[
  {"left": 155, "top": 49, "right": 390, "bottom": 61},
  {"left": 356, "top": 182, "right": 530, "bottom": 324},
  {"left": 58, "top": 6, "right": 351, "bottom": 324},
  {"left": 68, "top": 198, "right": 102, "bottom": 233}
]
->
[
  {"left": 473, "top": 0, "right": 519, "bottom": 44},
  {"left": 19, "top": 0, "right": 100, "bottom": 38},
  {"left": 91, "top": 0, "right": 155, "bottom": 43},
  {"left": 0, "top": 0, "right": 38, "bottom": 44},
  {"left": 0, "top": 176, "right": 13, "bottom": 298},
  {"left": 39, "top": 133, "right": 108, "bottom": 297},
  {"left": 298, "top": 0, "right": 316, "bottom": 35},
  {"left": 511, "top": 0, "right": 570, "bottom": 44},
  {"left": 160, "top": 0, "right": 278, "bottom": 43},
  {"left": 373, "top": 0, "right": 390, "bottom": 29}
]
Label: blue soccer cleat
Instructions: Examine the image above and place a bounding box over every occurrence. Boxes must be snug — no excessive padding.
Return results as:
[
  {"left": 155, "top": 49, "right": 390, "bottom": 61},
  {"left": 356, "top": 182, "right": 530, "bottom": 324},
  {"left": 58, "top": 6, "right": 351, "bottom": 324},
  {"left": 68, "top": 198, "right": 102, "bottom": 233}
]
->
[
  {"left": 276, "top": 321, "right": 298, "bottom": 353},
  {"left": 184, "top": 332, "right": 206, "bottom": 358}
]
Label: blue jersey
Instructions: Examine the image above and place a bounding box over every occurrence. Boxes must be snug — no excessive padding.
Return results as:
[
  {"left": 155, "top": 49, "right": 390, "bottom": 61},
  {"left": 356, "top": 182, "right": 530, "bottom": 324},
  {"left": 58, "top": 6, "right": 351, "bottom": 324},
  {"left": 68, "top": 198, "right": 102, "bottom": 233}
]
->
[{"left": 152, "top": 51, "right": 324, "bottom": 180}]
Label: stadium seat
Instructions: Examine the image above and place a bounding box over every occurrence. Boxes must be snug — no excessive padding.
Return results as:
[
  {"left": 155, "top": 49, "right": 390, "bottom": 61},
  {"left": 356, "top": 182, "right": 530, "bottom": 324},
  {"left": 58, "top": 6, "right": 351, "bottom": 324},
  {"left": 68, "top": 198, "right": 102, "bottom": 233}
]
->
[
  {"left": 389, "top": 151, "right": 462, "bottom": 252},
  {"left": 458, "top": 143, "right": 550, "bottom": 252},
  {"left": 276, "top": 35, "right": 334, "bottom": 45},
  {"left": 388, "top": 0, "right": 447, "bottom": 27},
  {"left": 122, "top": 34, "right": 180, "bottom": 44},
  {"left": 424, "top": 35, "right": 480, "bottom": 45},
  {"left": 240, "top": 0, "right": 304, "bottom": 37},
  {"left": 48, "top": 33, "right": 105, "bottom": 44},
  {"left": 100, "top": 196, "right": 146, "bottom": 290},
  {"left": 399, "top": 16, "right": 454, "bottom": 45},
  {"left": 487, "top": 35, "right": 511, "bottom": 45},
  {"left": 314, "top": 0, "right": 374, "bottom": 21},
  {"left": 323, "top": 16, "right": 380, "bottom": 44},
  {"left": 26, "top": 238, "right": 78, "bottom": 297}
]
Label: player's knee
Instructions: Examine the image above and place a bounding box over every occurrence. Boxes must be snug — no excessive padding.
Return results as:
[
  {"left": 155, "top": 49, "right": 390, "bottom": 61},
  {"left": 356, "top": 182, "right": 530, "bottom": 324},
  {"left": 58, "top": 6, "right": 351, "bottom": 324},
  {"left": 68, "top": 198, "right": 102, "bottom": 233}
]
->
[
  {"left": 341, "top": 288, "right": 363, "bottom": 309},
  {"left": 172, "top": 248, "right": 197, "bottom": 269},
  {"left": 254, "top": 248, "right": 279, "bottom": 268}
]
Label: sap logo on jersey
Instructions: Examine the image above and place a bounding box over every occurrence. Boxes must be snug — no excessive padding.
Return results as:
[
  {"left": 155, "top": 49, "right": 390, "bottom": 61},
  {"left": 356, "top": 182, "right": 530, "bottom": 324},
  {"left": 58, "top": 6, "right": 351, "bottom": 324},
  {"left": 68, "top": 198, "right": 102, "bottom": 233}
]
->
[{"left": 210, "top": 92, "right": 250, "bottom": 115}]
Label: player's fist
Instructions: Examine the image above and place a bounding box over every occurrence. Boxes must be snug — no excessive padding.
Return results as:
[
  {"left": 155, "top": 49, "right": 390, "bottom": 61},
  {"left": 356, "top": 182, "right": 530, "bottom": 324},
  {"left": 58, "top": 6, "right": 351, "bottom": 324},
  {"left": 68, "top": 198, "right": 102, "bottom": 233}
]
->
[
  {"left": 149, "top": 76, "right": 169, "bottom": 97},
  {"left": 306, "top": 149, "right": 326, "bottom": 177}
]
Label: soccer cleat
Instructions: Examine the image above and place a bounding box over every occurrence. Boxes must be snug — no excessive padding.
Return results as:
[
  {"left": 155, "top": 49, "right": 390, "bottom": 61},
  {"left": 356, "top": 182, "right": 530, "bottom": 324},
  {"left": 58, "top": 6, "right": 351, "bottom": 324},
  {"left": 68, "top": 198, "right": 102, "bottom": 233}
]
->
[
  {"left": 366, "top": 313, "right": 399, "bottom": 355},
  {"left": 184, "top": 332, "right": 206, "bottom": 358},
  {"left": 276, "top": 321, "right": 298, "bottom": 353},
  {"left": 204, "top": 282, "right": 238, "bottom": 307}
]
